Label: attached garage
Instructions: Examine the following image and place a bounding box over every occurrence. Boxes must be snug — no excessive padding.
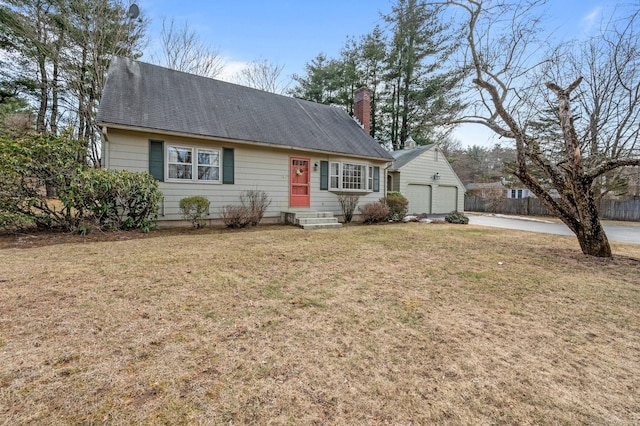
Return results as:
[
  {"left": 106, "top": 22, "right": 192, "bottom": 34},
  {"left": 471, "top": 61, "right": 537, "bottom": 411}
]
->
[
  {"left": 389, "top": 144, "right": 465, "bottom": 215},
  {"left": 435, "top": 185, "right": 459, "bottom": 213},
  {"left": 406, "top": 184, "right": 432, "bottom": 214}
]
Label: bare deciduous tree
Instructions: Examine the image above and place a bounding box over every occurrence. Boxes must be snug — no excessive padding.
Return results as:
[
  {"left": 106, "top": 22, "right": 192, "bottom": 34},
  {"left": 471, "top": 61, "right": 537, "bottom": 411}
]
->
[
  {"left": 152, "top": 17, "right": 225, "bottom": 78},
  {"left": 236, "top": 59, "right": 289, "bottom": 94},
  {"left": 436, "top": 0, "right": 640, "bottom": 257}
]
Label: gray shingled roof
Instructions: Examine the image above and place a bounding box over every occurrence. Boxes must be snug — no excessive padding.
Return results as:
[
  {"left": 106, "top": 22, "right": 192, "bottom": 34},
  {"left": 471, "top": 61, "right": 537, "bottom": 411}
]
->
[
  {"left": 97, "top": 57, "right": 393, "bottom": 161},
  {"left": 388, "top": 144, "right": 435, "bottom": 171}
]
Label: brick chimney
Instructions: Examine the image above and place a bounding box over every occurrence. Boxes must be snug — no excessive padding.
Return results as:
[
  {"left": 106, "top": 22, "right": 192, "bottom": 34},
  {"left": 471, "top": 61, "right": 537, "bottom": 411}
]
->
[{"left": 354, "top": 87, "right": 371, "bottom": 135}]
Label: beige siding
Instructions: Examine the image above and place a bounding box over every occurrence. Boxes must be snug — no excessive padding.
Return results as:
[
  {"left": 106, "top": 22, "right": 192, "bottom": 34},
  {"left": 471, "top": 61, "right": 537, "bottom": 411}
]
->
[
  {"left": 107, "top": 131, "right": 148, "bottom": 172},
  {"left": 105, "top": 128, "right": 389, "bottom": 221},
  {"left": 306, "top": 154, "right": 388, "bottom": 218},
  {"left": 396, "top": 147, "right": 465, "bottom": 214},
  {"left": 388, "top": 172, "right": 401, "bottom": 193}
]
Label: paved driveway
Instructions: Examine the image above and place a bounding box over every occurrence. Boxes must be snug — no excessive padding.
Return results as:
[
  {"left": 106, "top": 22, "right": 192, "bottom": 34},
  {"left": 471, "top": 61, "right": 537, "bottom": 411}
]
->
[{"left": 467, "top": 213, "right": 640, "bottom": 244}]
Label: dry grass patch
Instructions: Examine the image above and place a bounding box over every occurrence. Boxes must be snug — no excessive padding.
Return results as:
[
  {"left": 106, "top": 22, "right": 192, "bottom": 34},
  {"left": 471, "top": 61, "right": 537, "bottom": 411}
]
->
[{"left": 1, "top": 224, "right": 639, "bottom": 424}]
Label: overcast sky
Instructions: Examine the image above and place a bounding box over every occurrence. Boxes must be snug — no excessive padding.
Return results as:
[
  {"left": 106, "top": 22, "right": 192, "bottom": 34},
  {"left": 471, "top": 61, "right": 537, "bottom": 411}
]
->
[{"left": 136, "top": 0, "right": 634, "bottom": 147}]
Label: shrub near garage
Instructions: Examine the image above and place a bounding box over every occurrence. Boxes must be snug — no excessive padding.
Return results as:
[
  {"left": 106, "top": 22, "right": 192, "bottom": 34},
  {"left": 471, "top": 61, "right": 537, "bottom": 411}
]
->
[
  {"left": 359, "top": 202, "right": 390, "bottom": 224},
  {"left": 383, "top": 191, "right": 409, "bottom": 221},
  {"left": 445, "top": 211, "right": 469, "bottom": 224}
]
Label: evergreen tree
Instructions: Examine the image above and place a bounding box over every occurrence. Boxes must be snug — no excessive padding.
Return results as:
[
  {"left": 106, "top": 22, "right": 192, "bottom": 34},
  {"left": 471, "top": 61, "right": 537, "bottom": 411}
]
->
[
  {"left": 288, "top": 0, "right": 463, "bottom": 149},
  {"left": 0, "top": 0, "right": 146, "bottom": 164},
  {"left": 290, "top": 53, "right": 343, "bottom": 104},
  {"left": 383, "top": 0, "right": 462, "bottom": 150},
  {"left": 358, "top": 26, "right": 387, "bottom": 139}
]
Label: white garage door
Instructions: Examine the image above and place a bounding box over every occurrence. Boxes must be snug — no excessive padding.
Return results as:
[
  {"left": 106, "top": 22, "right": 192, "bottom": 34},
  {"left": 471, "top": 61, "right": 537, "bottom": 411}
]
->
[
  {"left": 437, "top": 186, "right": 458, "bottom": 213},
  {"left": 406, "top": 184, "right": 431, "bottom": 214}
]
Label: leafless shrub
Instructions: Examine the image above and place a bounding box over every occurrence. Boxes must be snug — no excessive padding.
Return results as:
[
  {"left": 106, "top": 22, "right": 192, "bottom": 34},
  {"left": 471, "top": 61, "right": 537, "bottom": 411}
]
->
[
  {"left": 241, "top": 189, "right": 271, "bottom": 226},
  {"left": 359, "top": 202, "right": 390, "bottom": 224},
  {"left": 337, "top": 193, "right": 360, "bottom": 223},
  {"left": 220, "top": 205, "right": 250, "bottom": 228}
]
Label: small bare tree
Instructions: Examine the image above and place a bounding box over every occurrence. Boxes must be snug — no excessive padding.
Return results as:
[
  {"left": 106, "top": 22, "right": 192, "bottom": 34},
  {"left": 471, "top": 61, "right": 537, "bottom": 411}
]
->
[
  {"left": 236, "top": 59, "right": 290, "bottom": 94},
  {"left": 434, "top": 0, "right": 640, "bottom": 257},
  {"left": 152, "top": 17, "right": 225, "bottom": 78},
  {"left": 241, "top": 189, "right": 271, "bottom": 226},
  {"left": 337, "top": 194, "right": 360, "bottom": 223}
]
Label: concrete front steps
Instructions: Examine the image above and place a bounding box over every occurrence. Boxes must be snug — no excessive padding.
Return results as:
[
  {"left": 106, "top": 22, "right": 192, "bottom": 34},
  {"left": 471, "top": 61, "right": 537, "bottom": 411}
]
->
[{"left": 282, "top": 211, "right": 342, "bottom": 230}]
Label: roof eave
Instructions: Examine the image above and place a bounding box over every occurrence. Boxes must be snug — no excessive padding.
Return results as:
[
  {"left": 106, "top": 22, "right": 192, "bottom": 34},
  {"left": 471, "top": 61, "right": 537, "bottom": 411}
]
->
[{"left": 99, "top": 122, "right": 393, "bottom": 162}]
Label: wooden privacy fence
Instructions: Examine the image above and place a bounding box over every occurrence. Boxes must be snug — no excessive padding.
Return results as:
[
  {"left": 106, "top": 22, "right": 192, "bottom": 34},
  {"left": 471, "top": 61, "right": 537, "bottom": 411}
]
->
[
  {"left": 598, "top": 199, "right": 640, "bottom": 221},
  {"left": 465, "top": 196, "right": 640, "bottom": 222}
]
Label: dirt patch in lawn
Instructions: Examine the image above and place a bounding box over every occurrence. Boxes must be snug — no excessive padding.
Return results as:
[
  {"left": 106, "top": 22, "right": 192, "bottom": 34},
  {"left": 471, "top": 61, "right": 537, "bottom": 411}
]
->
[
  {"left": 0, "top": 224, "right": 282, "bottom": 250},
  {"left": 1, "top": 224, "right": 639, "bottom": 424}
]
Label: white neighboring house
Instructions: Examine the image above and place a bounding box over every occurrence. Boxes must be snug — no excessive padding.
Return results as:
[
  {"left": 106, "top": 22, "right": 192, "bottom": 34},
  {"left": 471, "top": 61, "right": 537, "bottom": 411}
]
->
[
  {"left": 507, "top": 188, "right": 532, "bottom": 199},
  {"left": 388, "top": 144, "right": 465, "bottom": 214},
  {"left": 465, "top": 180, "right": 559, "bottom": 199}
]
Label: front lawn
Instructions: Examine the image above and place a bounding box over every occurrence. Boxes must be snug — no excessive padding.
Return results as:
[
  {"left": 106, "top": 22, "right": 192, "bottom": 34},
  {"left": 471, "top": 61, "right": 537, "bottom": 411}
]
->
[{"left": 1, "top": 224, "right": 638, "bottom": 424}]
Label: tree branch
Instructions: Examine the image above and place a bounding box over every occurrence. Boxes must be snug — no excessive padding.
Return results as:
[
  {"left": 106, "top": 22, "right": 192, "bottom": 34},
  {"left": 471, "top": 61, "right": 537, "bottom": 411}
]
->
[{"left": 588, "top": 158, "right": 640, "bottom": 180}]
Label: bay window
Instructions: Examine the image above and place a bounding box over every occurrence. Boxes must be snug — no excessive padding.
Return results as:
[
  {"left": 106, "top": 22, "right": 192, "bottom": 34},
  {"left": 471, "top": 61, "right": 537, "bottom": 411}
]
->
[{"left": 329, "top": 161, "right": 367, "bottom": 191}]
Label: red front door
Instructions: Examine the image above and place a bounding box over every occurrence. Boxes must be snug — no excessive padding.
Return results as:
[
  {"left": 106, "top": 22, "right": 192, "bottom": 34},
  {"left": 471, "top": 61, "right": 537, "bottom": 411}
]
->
[{"left": 290, "top": 157, "right": 310, "bottom": 207}]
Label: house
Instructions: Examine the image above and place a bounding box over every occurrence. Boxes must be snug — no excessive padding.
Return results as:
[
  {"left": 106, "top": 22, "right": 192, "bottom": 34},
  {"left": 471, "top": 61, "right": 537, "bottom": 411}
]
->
[
  {"left": 465, "top": 180, "right": 559, "bottom": 199},
  {"left": 97, "top": 57, "right": 393, "bottom": 227},
  {"left": 388, "top": 144, "right": 465, "bottom": 214},
  {"left": 465, "top": 180, "right": 508, "bottom": 198}
]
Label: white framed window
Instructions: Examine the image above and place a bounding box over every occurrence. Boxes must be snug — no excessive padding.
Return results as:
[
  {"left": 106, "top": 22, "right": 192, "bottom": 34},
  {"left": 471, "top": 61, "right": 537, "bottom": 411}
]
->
[
  {"left": 330, "top": 162, "right": 340, "bottom": 190},
  {"left": 167, "top": 145, "right": 221, "bottom": 183},
  {"left": 510, "top": 189, "right": 529, "bottom": 199},
  {"left": 197, "top": 149, "right": 220, "bottom": 181},
  {"left": 168, "top": 146, "right": 193, "bottom": 180},
  {"left": 368, "top": 166, "right": 374, "bottom": 191},
  {"left": 329, "top": 161, "right": 368, "bottom": 191}
]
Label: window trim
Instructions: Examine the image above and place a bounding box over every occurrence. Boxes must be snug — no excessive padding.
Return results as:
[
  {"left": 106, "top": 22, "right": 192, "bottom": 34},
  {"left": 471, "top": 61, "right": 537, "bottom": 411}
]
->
[{"left": 166, "top": 144, "right": 222, "bottom": 183}]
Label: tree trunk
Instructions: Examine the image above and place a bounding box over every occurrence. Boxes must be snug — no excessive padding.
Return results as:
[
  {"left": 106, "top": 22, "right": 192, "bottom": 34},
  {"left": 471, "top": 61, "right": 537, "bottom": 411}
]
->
[
  {"left": 547, "top": 78, "right": 612, "bottom": 257},
  {"left": 50, "top": 28, "right": 65, "bottom": 135},
  {"left": 400, "top": 79, "right": 410, "bottom": 148},
  {"left": 37, "top": 57, "right": 48, "bottom": 133},
  {"left": 575, "top": 221, "right": 611, "bottom": 257},
  {"left": 50, "top": 56, "right": 60, "bottom": 134},
  {"left": 571, "top": 178, "right": 612, "bottom": 257},
  {"left": 390, "top": 82, "right": 399, "bottom": 150}
]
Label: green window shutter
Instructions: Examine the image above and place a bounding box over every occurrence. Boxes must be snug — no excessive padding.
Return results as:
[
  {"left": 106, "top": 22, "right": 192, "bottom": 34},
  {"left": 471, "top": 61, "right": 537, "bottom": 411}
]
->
[
  {"left": 320, "top": 160, "right": 329, "bottom": 190},
  {"left": 149, "top": 140, "right": 164, "bottom": 181},
  {"left": 223, "top": 147, "right": 234, "bottom": 184},
  {"left": 373, "top": 166, "right": 380, "bottom": 192}
]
